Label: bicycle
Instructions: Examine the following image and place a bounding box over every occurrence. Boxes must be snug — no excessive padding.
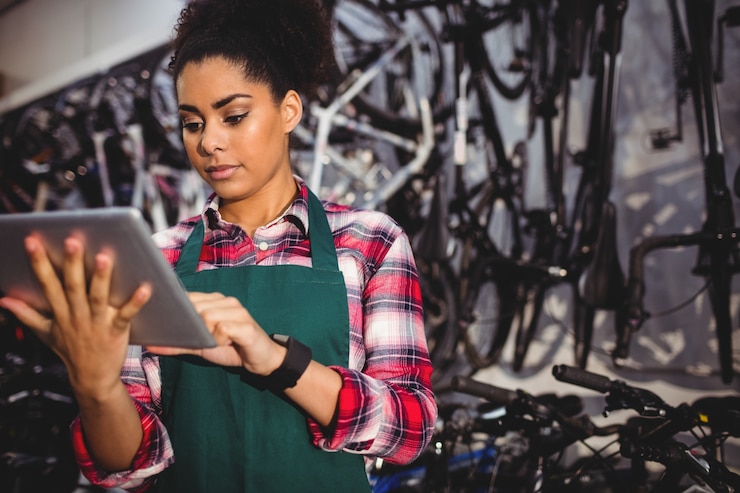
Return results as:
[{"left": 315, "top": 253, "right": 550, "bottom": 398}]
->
[
  {"left": 294, "top": 0, "right": 538, "bottom": 374},
  {"left": 450, "top": 0, "right": 629, "bottom": 374},
  {"left": 294, "top": 0, "right": 442, "bottom": 210},
  {"left": 553, "top": 364, "right": 740, "bottom": 491},
  {"left": 613, "top": 0, "right": 740, "bottom": 384},
  {"left": 368, "top": 0, "right": 537, "bottom": 374},
  {"left": 370, "top": 374, "right": 599, "bottom": 492},
  {"left": 377, "top": 368, "right": 740, "bottom": 492}
]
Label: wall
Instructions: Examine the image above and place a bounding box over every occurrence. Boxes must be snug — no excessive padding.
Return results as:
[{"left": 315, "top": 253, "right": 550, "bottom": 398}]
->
[{"left": 0, "top": 0, "right": 184, "bottom": 113}]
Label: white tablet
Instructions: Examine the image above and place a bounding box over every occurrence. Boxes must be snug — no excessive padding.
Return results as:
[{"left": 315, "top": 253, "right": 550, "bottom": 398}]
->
[{"left": 0, "top": 207, "right": 216, "bottom": 348}]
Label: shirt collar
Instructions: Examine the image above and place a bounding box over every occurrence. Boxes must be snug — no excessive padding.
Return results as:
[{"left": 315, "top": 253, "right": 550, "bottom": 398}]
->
[{"left": 199, "top": 175, "right": 311, "bottom": 237}]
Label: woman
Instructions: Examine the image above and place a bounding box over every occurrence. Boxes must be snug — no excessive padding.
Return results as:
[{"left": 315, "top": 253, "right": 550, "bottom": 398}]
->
[{"left": 0, "top": 0, "right": 436, "bottom": 491}]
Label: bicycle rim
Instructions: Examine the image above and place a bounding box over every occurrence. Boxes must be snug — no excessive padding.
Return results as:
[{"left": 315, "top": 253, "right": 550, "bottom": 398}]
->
[
  {"left": 332, "top": 0, "right": 445, "bottom": 132},
  {"left": 480, "top": 0, "right": 534, "bottom": 100},
  {"left": 462, "top": 256, "right": 519, "bottom": 369},
  {"left": 417, "top": 258, "right": 459, "bottom": 371}
]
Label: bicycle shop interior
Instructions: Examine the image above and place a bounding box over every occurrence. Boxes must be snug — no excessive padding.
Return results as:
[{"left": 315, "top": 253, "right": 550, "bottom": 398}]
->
[{"left": 1, "top": 0, "right": 739, "bottom": 492}]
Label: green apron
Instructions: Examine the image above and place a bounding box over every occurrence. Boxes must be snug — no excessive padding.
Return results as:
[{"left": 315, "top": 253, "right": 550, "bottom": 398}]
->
[{"left": 156, "top": 190, "right": 370, "bottom": 493}]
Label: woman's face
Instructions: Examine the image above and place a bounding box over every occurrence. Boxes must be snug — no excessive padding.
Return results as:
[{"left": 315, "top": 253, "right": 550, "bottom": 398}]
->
[{"left": 176, "top": 56, "right": 300, "bottom": 206}]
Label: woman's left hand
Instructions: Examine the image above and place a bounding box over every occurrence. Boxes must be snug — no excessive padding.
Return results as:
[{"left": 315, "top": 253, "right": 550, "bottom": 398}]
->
[{"left": 146, "top": 292, "right": 286, "bottom": 376}]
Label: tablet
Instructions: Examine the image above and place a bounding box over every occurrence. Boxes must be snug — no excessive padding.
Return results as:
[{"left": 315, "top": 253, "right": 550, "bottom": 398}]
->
[{"left": 0, "top": 207, "right": 216, "bottom": 348}]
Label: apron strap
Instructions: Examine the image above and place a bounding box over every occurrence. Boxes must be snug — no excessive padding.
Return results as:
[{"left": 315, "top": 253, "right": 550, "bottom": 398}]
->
[
  {"left": 175, "top": 220, "right": 205, "bottom": 277},
  {"left": 305, "top": 189, "right": 339, "bottom": 271},
  {"left": 175, "top": 188, "right": 339, "bottom": 276}
]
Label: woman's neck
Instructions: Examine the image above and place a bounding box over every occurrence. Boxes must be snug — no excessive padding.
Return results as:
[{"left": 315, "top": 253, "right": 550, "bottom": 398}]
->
[{"left": 219, "top": 177, "right": 300, "bottom": 238}]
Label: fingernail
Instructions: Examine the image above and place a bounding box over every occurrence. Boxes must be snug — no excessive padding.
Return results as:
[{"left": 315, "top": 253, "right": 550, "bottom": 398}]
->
[
  {"left": 65, "top": 237, "right": 78, "bottom": 254},
  {"left": 24, "top": 237, "right": 37, "bottom": 252}
]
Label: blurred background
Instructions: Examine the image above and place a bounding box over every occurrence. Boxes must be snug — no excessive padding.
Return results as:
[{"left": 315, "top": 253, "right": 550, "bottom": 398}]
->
[{"left": 1, "top": 0, "right": 739, "bottom": 491}]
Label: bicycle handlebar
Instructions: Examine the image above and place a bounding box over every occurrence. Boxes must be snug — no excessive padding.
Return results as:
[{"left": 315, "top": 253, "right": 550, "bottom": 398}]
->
[
  {"left": 552, "top": 363, "right": 612, "bottom": 393},
  {"left": 450, "top": 375, "right": 619, "bottom": 449},
  {"left": 553, "top": 364, "right": 671, "bottom": 417},
  {"left": 450, "top": 375, "right": 584, "bottom": 417},
  {"left": 450, "top": 374, "right": 519, "bottom": 405},
  {"left": 621, "top": 438, "right": 740, "bottom": 493}
]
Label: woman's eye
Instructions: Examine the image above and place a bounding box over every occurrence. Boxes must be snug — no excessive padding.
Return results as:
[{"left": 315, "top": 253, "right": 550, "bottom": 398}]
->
[
  {"left": 225, "top": 113, "right": 248, "bottom": 125},
  {"left": 181, "top": 121, "right": 202, "bottom": 132}
]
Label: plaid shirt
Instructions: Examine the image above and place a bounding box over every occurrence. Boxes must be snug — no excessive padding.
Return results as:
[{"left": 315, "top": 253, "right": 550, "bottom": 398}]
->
[{"left": 70, "top": 180, "right": 437, "bottom": 491}]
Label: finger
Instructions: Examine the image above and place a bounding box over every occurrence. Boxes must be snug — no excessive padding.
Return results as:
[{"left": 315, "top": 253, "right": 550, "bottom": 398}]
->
[
  {"left": 198, "top": 305, "right": 256, "bottom": 338},
  {"left": 62, "top": 236, "right": 92, "bottom": 318},
  {"left": 88, "top": 251, "right": 115, "bottom": 318},
  {"left": 145, "top": 345, "right": 200, "bottom": 357},
  {"left": 190, "top": 294, "right": 247, "bottom": 315},
  {"left": 187, "top": 291, "right": 226, "bottom": 303},
  {"left": 0, "top": 297, "right": 54, "bottom": 342},
  {"left": 24, "top": 236, "right": 68, "bottom": 315},
  {"left": 110, "top": 283, "right": 152, "bottom": 333}
]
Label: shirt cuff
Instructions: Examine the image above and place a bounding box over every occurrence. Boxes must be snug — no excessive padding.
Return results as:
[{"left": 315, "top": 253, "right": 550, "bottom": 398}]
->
[
  {"left": 70, "top": 399, "right": 169, "bottom": 492},
  {"left": 307, "top": 366, "right": 375, "bottom": 452}
]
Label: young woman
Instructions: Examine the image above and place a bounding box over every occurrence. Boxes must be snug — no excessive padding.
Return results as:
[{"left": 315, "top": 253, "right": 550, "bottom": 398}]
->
[{"left": 0, "top": 0, "right": 436, "bottom": 491}]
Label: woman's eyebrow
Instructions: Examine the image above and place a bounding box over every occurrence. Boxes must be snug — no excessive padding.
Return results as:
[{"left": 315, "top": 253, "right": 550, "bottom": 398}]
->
[
  {"left": 213, "top": 93, "right": 252, "bottom": 109},
  {"left": 178, "top": 94, "right": 253, "bottom": 113}
]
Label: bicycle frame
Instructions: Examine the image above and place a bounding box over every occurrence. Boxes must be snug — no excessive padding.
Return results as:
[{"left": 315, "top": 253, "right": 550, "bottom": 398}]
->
[
  {"left": 505, "top": 0, "right": 628, "bottom": 371},
  {"left": 302, "top": 31, "right": 435, "bottom": 210},
  {"left": 614, "top": 0, "right": 740, "bottom": 384}
]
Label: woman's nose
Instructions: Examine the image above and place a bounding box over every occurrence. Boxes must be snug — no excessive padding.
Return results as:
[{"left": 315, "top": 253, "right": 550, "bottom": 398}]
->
[{"left": 200, "top": 124, "right": 226, "bottom": 155}]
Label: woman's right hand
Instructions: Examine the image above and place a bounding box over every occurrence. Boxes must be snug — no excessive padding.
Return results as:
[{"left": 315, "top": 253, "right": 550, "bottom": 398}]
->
[{"left": 0, "top": 235, "right": 152, "bottom": 400}]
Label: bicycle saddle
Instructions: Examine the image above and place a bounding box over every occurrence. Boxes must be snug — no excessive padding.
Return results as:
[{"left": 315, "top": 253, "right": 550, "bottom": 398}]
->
[{"left": 578, "top": 200, "right": 626, "bottom": 309}]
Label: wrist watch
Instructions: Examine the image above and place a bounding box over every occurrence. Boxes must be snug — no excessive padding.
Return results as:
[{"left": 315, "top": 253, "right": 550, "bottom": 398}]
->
[{"left": 268, "top": 334, "right": 312, "bottom": 391}]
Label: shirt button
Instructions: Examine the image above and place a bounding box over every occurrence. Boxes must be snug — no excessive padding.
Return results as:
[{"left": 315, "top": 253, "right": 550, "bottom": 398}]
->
[{"left": 258, "top": 241, "right": 269, "bottom": 251}]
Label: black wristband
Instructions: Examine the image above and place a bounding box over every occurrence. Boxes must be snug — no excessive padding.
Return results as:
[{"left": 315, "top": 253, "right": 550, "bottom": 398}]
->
[{"left": 268, "top": 334, "right": 312, "bottom": 391}]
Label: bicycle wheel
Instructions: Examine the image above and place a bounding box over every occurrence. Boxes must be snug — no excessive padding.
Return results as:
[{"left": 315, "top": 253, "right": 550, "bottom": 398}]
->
[
  {"left": 461, "top": 255, "right": 520, "bottom": 369},
  {"left": 417, "top": 258, "right": 459, "bottom": 372},
  {"left": 331, "top": 0, "right": 446, "bottom": 131},
  {"left": 479, "top": 0, "right": 534, "bottom": 100}
]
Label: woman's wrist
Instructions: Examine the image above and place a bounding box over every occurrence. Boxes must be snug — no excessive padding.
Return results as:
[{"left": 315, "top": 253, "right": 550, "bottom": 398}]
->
[{"left": 266, "top": 334, "right": 313, "bottom": 391}]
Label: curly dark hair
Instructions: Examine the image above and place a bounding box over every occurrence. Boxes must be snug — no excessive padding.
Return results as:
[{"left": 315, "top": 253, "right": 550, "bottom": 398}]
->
[{"left": 169, "top": 0, "right": 335, "bottom": 101}]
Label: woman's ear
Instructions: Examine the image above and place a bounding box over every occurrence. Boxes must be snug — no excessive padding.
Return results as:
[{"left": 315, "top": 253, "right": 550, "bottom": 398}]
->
[{"left": 282, "top": 90, "right": 303, "bottom": 133}]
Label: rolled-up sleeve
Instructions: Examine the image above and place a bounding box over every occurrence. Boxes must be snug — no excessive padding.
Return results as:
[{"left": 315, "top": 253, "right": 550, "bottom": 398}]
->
[
  {"left": 70, "top": 348, "right": 174, "bottom": 492},
  {"left": 307, "top": 231, "right": 437, "bottom": 464}
]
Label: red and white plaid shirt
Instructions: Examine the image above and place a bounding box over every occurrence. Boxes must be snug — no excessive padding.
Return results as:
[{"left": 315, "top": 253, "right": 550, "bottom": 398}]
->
[{"left": 70, "top": 180, "right": 437, "bottom": 491}]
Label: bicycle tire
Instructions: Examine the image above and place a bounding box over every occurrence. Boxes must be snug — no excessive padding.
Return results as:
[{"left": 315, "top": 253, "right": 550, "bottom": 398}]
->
[
  {"left": 416, "top": 257, "right": 459, "bottom": 372},
  {"left": 461, "top": 254, "right": 520, "bottom": 369},
  {"left": 457, "top": 134, "right": 527, "bottom": 369},
  {"left": 331, "top": 0, "right": 446, "bottom": 132},
  {"left": 480, "top": 0, "right": 534, "bottom": 100}
]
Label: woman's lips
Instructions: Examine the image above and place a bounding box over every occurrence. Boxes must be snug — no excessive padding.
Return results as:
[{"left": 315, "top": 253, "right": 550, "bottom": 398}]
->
[{"left": 206, "top": 165, "right": 239, "bottom": 180}]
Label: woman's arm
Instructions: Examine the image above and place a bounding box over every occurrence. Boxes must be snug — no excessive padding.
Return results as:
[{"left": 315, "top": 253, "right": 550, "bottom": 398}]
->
[
  {"left": 307, "top": 227, "right": 437, "bottom": 464},
  {"left": 0, "top": 236, "right": 150, "bottom": 470}
]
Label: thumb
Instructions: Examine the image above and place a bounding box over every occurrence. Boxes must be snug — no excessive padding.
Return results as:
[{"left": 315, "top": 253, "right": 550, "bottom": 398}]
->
[
  {"left": 145, "top": 346, "right": 201, "bottom": 357},
  {"left": 0, "top": 297, "right": 53, "bottom": 338}
]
